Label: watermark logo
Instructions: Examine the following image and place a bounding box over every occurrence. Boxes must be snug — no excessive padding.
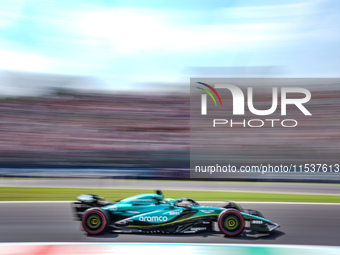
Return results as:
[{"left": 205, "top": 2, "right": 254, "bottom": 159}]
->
[
  {"left": 198, "top": 82, "right": 312, "bottom": 116},
  {"left": 195, "top": 81, "right": 312, "bottom": 128}
]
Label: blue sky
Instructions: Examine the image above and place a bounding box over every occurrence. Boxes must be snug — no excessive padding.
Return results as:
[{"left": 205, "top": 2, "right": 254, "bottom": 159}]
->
[{"left": 0, "top": 0, "right": 339, "bottom": 91}]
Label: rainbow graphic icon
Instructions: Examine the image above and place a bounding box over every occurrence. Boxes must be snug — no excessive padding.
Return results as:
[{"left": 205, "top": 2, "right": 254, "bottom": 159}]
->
[
  {"left": 196, "top": 82, "right": 222, "bottom": 115},
  {"left": 196, "top": 82, "right": 223, "bottom": 106}
]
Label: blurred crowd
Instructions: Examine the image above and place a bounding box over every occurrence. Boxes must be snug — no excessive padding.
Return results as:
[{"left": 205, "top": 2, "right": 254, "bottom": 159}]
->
[
  {"left": 0, "top": 92, "right": 189, "bottom": 167},
  {"left": 0, "top": 88, "right": 339, "bottom": 169}
]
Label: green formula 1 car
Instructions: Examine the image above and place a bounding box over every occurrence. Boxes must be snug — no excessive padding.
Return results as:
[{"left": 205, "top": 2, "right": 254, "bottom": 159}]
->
[{"left": 73, "top": 190, "right": 279, "bottom": 237}]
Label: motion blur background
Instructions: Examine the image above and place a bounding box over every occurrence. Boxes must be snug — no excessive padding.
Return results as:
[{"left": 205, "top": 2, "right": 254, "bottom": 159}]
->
[{"left": 0, "top": 0, "right": 340, "bottom": 180}]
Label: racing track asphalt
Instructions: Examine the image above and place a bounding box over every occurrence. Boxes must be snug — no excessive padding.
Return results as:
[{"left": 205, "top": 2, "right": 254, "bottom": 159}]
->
[{"left": 0, "top": 202, "right": 339, "bottom": 246}]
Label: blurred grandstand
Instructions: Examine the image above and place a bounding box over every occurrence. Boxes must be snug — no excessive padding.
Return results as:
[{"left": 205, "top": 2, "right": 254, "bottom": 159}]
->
[
  {"left": 0, "top": 71, "right": 189, "bottom": 178},
  {"left": 0, "top": 73, "right": 339, "bottom": 182}
]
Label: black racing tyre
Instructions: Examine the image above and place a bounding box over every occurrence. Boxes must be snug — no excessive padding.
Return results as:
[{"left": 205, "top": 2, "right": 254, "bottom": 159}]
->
[
  {"left": 218, "top": 209, "right": 245, "bottom": 237},
  {"left": 82, "top": 207, "right": 110, "bottom": 235}
]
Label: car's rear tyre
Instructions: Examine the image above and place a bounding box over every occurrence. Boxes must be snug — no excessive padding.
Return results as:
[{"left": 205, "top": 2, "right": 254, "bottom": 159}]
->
[
  {"left": 82, "top": 207, "right": 110, "bottom": 235},
  {"left": 218, "top": 209, "right": 245, "bottom": 237}
]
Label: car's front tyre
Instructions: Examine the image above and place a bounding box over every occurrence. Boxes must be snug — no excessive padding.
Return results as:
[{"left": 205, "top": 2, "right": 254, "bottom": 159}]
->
[
  {"left": 218, "top": 209, "right": 245, "bottom": 237},
  {"left": 82, "top": 207, "right": 110, "bottom": 235}
]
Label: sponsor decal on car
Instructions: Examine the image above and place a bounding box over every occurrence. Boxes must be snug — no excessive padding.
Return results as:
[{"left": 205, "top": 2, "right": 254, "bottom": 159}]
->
[
  {"left": 139, "top": 216, "right": 168, "bottom": 222},
  {"left": 169, "top": 211, "right": 181, "bottom": 215},
  {"left": 201, "top": 209, "right": 215, "bottom": 214},
  {"left": 110, "top": 206, "right": 117, "bottom": 211},
  {"left": 251, "top": 220, "right": 264, "bottom": 224}
]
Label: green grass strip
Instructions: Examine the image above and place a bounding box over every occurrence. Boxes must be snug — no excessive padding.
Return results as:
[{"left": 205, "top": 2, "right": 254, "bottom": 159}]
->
[
  {"left": 0, "top": 187, "right": 339, "bottom": 203},
  {"left": 2, "top": 177, "right": 340, "bottom": 186}
]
